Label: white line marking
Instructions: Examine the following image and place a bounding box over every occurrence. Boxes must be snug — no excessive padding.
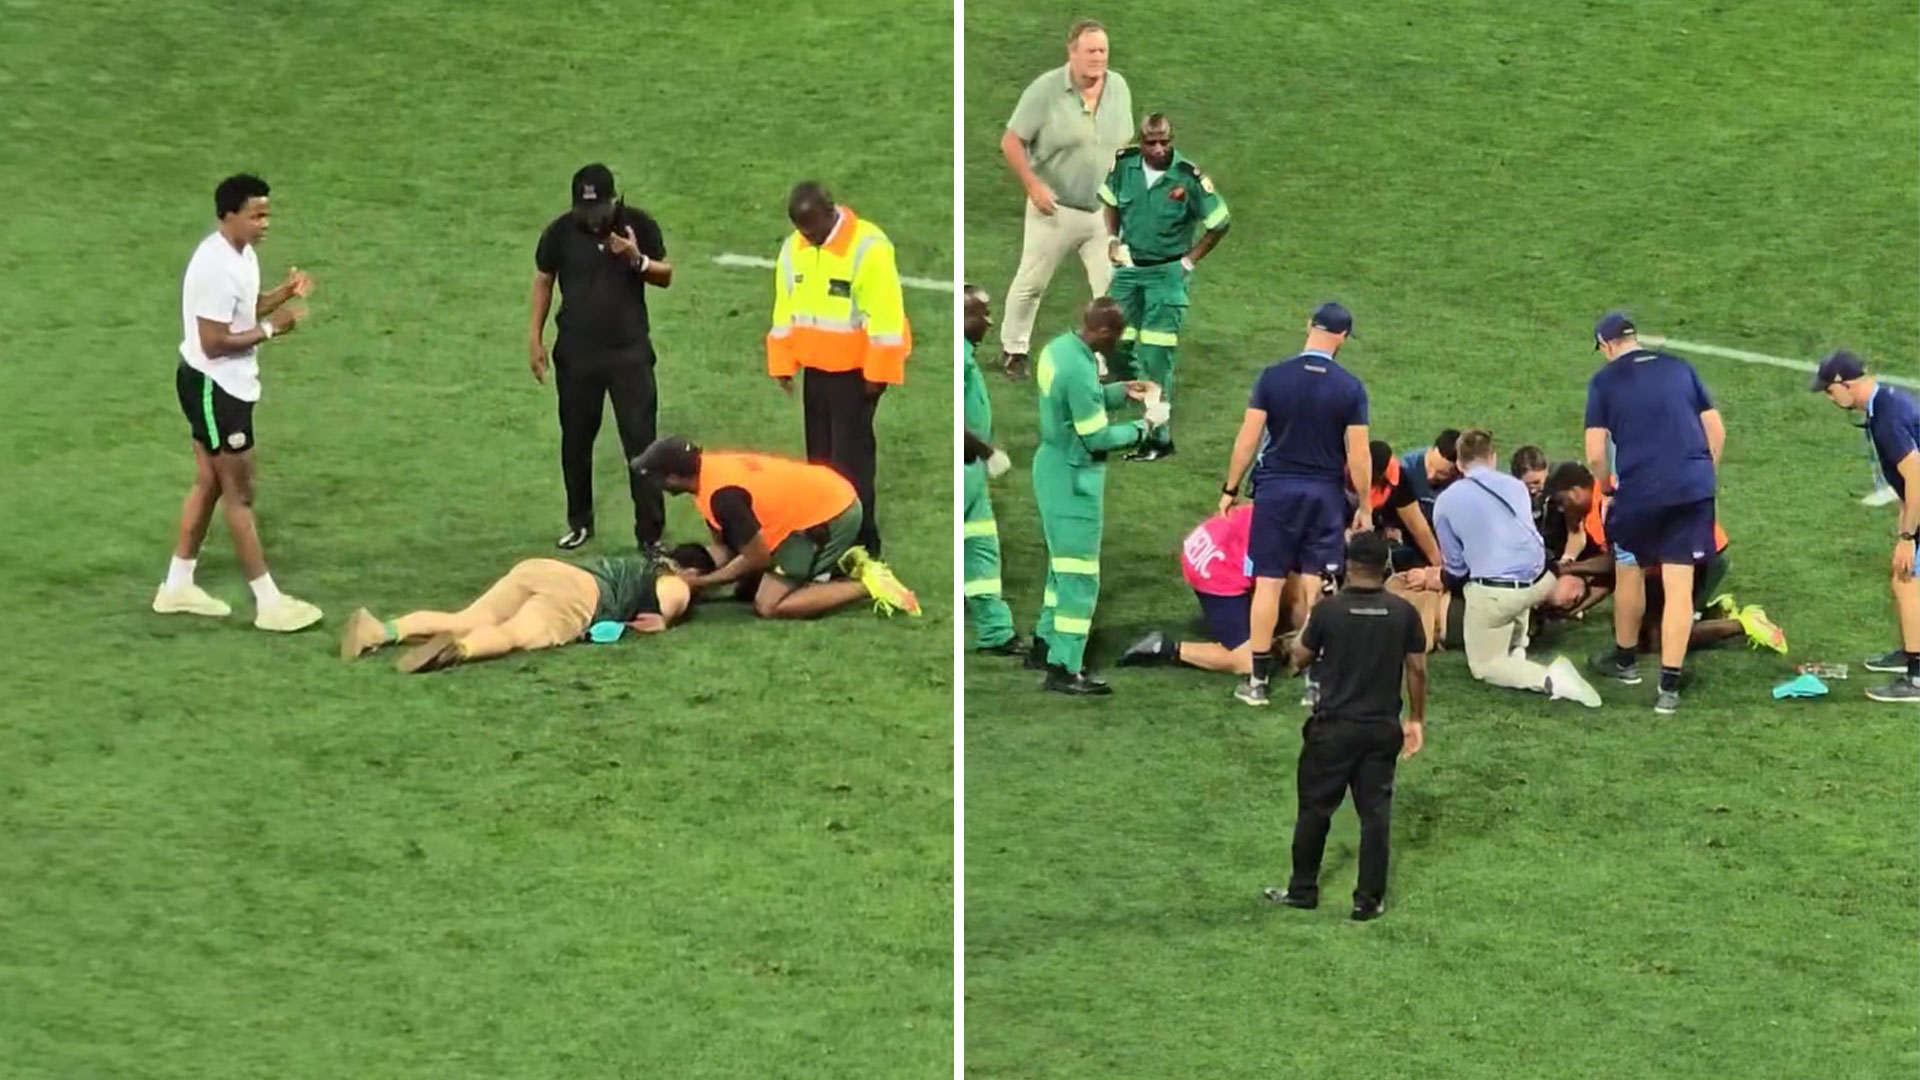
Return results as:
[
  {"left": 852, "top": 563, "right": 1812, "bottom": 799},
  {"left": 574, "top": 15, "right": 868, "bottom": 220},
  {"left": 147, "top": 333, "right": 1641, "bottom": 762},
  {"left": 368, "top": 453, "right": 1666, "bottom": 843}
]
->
[
  {"left": 713, "top": 252, "right": 953, "bottom": 293},
  {"left": 1644, "top": 334, "right": 1919, "bottom": 389}
]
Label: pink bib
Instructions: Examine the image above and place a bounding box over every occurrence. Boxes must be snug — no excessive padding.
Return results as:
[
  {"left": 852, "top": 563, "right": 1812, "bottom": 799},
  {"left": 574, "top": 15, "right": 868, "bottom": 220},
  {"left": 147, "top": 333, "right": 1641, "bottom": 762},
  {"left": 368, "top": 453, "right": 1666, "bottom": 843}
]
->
[{"left": 1181, "top": 505, "right": 1253, "bottom": 596}]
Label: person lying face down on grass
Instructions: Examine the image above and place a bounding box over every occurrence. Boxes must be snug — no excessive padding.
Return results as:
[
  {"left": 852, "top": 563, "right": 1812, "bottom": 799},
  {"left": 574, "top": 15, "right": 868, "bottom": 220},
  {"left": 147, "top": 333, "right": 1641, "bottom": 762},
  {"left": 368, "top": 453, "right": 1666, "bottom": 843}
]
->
[{"left": 339, "top": 543, "right": 714, "bottom": 674}]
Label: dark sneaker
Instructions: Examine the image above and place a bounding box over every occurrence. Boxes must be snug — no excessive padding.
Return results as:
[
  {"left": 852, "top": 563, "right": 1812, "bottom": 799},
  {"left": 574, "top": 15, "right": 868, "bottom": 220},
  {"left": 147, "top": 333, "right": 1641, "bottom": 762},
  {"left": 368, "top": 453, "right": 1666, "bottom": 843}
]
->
[
  {"left": 976, "top": 635, "right": 1026, "bottom": 657},
  {"left": 557, "top": 526, "right": 592, "bottom": 550},
  {"left": 1044, "top": 667, "right": 1112, "bottom": 696},
  {"left": 1024, "top": 637, "right": 1051, "bottom": 671},
  {"left": 1863, "top": 649, "right": 1908, "bottom": 674},
  {"left": 1262, "top": 886, "right": 1317, "bottom": 910},
  {"left": 639, "top": 540, "right": 667, "bottom": 560},
  {"left": 1234, "top": 679, "right": 1271, "bottom": 707},
  {"left": 1590, "top": 651, "right": 1643, "bottom": 685},
  {"left": 1866, "top": 678, "right": 1920, "bottom": 703},
  {"left": 1654, "top": 688, "right": 1681, "bottom": 715},
  {"left": 1000, "top": 351, "right": 1029, "bottom": 379},
  {"left": 1351, "top": 898, "right": 1386, "bottom": 922},
  {"left": 1125, "top": 444, "right": 1176, "bottom": 462},
  {"left": 1117, "top": 630, "right": 1169, "bottom": 667}
]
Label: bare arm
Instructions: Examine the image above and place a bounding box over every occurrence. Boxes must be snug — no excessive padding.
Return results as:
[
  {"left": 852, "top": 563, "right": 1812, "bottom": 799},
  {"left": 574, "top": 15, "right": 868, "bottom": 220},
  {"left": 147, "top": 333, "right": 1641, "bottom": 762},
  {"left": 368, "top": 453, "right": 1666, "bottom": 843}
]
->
[
  {"left": 1345, "top": 425, "right": 1371, "bottom": 528},
  {"left": 1104, "top": 204, "right": 1120, "bottom": 239},
  {"left": 1396, "top": 502, "right": 1443, "bottom": 566},
  {"left": 698, "top": 533, "right": 773, "bottom": 587},
  {"left": 196, "top": 316, "right": 275, "bottom": 358},
  {"left": 1286, "top": 635, "right": 1315, "bottom": 675},
  {"left": 1222, "top": 408, "right": 1267, "bottom": 495},
  {"left": 1700, "top": 408, "right": 1725, "bottom": 468},
  {"left": 529, "top": 271, "right": 555, "bottom": 343},
  {"left": 1584, "top": 427, "right": 1611, "bottom": 491},
  {"left": 1000, "top": 129, "right": 1043, "bottom": 192},
  {"left": 636, "top": 255, "right": 673, "bottom": 288},
  {"left": 255, "top": 279, "right": 296, "bottom": 317},
  {"left": 1899, "top": 452, "right": 1920, "bottom": 538},
  {"left": 1186, "top": 225, "right": 1228, "bottom": 265}
]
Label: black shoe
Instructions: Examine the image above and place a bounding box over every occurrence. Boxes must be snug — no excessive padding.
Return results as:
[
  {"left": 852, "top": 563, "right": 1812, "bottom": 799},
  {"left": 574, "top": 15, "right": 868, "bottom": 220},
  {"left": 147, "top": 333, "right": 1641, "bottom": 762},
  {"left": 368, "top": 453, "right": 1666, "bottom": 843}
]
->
[
  {"left": 1262, "top": 886, "right": 1317, "bottom": 910},
  {"left": 1589, "top": 650, "right": 1642, "bottom": 685},
  {"left": 557, "top": 526, "right": 592, "bottom": 550},
  {"left": 639, "top": 540, "right": 667, "bottom": 560},
  {"left": 1044, "top": 666, "right": 1112, "bottom": 696},
  {"left": 1864, "top": 648, "right": 1908, "bottom": 674},
  {"left": 1117, "top": 629, "right": 1170, "bottom": 667},
  {"left": 1001, "top": 351, "right": 1029, "bottom": 379},
  {"left": 1125, "top": 443, "right": 1176, "bottom": 462},
  {"left": 976, "top": 636, "right": 1026, "bottom": 657},
  {"left": 1351, "top": 898, "right": 1386, "bottom": 922},
  {"left": 1024, "top": 637, "right": 1051, "bottom": 671}
]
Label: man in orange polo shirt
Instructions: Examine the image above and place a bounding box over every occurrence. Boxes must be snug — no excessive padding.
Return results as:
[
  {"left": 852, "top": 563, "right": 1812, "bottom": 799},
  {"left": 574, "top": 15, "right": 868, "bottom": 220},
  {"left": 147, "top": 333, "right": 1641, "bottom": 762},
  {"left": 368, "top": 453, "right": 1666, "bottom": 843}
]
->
[
  {"left": 632, "top": 436, "right": 920, "bottom": 620},
  {"left": 768, "top": 182, "right": 912, "bottom": 557}
]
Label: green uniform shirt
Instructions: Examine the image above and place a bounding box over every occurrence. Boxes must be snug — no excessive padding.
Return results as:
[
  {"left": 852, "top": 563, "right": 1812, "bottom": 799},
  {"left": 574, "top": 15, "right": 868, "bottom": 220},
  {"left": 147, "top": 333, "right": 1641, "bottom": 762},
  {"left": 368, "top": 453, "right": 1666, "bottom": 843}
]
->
[
  {"left": 584, "top": 553, "right": 663, "bottom": 625},
  {"left": 1006, "top": 65, "right": 1135, "bottom": 212},
  {"left": 1098, "top": 148, "right": 1230, "bottom": 263},
  {"left": 1035, "top": 332, "right": 1148, "bottom": 467},
  {"left": 963, "top": 338, "right": 993, "bottom": 443}
]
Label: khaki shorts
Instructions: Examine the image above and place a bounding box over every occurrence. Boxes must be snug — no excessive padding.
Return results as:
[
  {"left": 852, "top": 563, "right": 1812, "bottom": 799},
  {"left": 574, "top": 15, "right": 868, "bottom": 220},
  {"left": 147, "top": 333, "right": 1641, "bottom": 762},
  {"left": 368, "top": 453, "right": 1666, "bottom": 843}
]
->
[
  {"left": 770, "top": 502, "right": 864, "bottom": 582},
  {"left": 468, "top": 558, "right": 600, "bottom": 647}
]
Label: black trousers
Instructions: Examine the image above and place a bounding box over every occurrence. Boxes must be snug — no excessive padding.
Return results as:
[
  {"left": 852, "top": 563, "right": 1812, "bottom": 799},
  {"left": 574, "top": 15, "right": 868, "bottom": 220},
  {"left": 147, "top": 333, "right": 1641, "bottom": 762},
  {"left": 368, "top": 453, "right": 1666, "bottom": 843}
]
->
[
  {"left": 1288, "top": 715, "right": 1403, "bottom": 905},
  {"left": 554, "top": 340, "right": 663, "bottom": 547},
  {"left": 802, "top": 368, "right": 881, "bottom": 556}
]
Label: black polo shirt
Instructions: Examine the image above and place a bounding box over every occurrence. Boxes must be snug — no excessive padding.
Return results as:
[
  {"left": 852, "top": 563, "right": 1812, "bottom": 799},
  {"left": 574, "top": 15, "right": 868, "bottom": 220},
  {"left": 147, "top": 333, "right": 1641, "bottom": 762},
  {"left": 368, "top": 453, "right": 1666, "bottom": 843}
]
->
[
  {"left": 535, "top": 205, "right": 666, "bottom": 353},
  {"left": 1301, "top": 584, "right": 1425, "bottom": 723}
]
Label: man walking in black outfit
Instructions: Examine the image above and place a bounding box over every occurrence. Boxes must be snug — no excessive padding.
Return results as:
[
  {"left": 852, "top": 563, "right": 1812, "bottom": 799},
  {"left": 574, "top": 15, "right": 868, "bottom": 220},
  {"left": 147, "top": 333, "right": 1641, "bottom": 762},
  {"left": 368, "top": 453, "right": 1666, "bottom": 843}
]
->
[
  {"left": 529, "top": 163, "right": 674, "bottom": 552},
  {"left": 1264, "top": 532, "right": 1429, "bottom": 921}
]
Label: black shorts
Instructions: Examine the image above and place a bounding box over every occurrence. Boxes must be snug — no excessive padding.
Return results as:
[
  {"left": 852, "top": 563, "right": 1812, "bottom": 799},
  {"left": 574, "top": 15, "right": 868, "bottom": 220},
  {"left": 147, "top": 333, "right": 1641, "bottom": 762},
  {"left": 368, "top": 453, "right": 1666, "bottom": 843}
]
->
[
  {"left": 1607, "top": 496, "right": 1715, "bottom": 567},
  {"left": 176, "top": 361, "right": 255, "bottom": 454},
  {"left": 1193, "top": 589, "right": 1252, "bottom": 650}
]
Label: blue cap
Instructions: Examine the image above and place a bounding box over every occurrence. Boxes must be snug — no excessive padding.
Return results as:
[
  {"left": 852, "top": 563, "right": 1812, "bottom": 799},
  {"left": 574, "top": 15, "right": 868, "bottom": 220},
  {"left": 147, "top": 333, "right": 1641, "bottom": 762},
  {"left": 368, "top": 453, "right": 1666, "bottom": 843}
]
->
[
  {"left": 1311, "top": 302, "right": 1355, "bottom": 337},
  {"left": 1593, "top": 311, "right": 1636, "bottom": 349},
  {"left": 1810, "top": 349, "right": 1867, "bottom": 391}
]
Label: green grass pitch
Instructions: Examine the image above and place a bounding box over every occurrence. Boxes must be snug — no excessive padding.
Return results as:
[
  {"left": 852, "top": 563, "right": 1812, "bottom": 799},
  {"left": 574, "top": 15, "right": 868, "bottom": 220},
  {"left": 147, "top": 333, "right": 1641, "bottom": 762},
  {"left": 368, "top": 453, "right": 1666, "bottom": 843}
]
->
[
  {"left": 963, "top": 3, "right": 1919, "bottom": 1077},
  {"left": 0, "top": 3, "right": 953, "bottom": 1077}
]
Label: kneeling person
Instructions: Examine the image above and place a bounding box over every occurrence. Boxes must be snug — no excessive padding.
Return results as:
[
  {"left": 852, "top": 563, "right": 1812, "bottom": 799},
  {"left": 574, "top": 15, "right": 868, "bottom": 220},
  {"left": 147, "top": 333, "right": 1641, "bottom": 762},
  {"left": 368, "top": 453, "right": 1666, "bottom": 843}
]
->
[
  {"left": 1120, "top": 503, "right": 1254, "bottom": 674},
  {"left": 340, "top": 545, "right": 705, "bottom": 673},
  {"left": 633, "top": 437, "right": 920, "bottom": 619}
]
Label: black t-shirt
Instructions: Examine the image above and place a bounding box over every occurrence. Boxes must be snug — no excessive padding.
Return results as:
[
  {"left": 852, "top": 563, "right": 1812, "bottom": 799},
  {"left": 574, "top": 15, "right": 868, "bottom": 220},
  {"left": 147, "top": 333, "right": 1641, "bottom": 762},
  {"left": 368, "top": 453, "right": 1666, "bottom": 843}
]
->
[
  {"left": 1370, "top": 470, "right": 1419, "bottom": 530},
  {"left": 535, "top": 205, "right": 666, "bottom": 352},
  {"left": 708, "top": 486, "right": 762, "bottom": 551},
  {"left": 1301, "top": 585, "right": 1425, "bottom": 723}
]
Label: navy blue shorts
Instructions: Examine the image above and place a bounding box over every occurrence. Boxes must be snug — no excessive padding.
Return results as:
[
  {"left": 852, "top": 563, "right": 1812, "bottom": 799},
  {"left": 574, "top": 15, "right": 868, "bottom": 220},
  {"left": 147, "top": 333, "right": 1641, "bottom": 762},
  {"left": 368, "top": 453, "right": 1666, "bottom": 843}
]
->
[
  {"left": 1249, "top": 484, "right": 1346, "bottom": 579},
  {"left": 1607, "top": 497, "right": 1716, "bottom": 567},
  {"left": 1194, "top": 589, "right": 1252, "bottom": 650}
]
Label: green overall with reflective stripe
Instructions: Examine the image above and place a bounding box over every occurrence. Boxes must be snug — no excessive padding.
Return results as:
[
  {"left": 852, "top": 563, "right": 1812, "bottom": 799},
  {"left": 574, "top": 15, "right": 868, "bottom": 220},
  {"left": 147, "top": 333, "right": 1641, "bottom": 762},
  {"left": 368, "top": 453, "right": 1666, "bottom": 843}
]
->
[
  {"left": 963, "top": 337, "right": 1015, "bottom": 648},
  {"left": 1098, "top": 147, "right": 1229, "bottom": 450},
  {"left": 1031, "top": 331, "right": 1149, "bottom": 673}
]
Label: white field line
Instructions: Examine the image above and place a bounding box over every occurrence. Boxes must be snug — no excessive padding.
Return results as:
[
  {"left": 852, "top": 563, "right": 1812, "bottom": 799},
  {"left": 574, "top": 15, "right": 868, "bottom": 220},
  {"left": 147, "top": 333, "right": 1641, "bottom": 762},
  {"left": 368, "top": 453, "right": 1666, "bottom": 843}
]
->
[
  {"left": 1642, "top": 334, "right": 1919, "bottom": 390},
  {"left": 713, "top": 252, "right": 953, "bottom": 293}
]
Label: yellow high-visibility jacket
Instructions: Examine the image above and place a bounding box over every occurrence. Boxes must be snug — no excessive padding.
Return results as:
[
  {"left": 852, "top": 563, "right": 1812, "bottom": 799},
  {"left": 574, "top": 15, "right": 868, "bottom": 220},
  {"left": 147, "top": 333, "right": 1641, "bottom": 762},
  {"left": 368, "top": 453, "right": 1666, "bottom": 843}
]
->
[{"left": 767, "top": 206, "right": 912, "bottom": 384}]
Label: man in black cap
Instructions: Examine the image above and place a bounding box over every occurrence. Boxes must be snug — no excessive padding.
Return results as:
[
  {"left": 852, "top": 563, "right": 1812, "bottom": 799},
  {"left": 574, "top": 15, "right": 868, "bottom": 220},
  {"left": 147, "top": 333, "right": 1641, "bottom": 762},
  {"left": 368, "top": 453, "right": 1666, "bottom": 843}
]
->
[
  {"left": 1812, "top": 349, "right": 1920, "bottom": 702},
  {"left": 529, "top": 163, "right": 674, "bottom": 552},
  {"left": 1264, "top": 531, "right": 1427, "bottom": 922},
  {"left": 1582, "top": 312, "right": 1724, "bottom": 715},
  {"left": 1218, "top": 301, "right": 1372, "bottom": 707}
]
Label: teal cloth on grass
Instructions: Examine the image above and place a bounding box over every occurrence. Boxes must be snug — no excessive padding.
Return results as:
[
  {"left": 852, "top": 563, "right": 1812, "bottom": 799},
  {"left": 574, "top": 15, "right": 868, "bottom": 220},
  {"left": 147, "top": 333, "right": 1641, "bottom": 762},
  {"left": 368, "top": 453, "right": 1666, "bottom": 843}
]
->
[
  {"left": 1771, "top": 674, "right": 1828, "bottom": 699},
  {"left": 586, "top": 621, "right": 627, "bottom": 644}
]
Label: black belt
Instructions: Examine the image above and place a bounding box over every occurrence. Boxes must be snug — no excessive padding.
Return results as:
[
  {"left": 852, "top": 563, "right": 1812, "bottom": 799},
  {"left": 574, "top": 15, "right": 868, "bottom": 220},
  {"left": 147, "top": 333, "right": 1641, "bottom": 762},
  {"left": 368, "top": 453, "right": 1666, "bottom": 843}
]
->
[
  {"left": 1130, "top": 256, "right": 1182, "bottom": 268},
  {"left": 1472, "top": 574, "right": 1546, "bottom": 589}
]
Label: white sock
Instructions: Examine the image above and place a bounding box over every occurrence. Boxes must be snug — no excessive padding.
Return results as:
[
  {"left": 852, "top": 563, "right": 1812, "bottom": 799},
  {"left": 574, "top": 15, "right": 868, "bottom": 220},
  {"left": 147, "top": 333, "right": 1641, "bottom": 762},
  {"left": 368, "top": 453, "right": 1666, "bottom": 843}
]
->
[
  {"left": 165, "top": 557, "right": 196, "bottom": 590},
  {"left": 249, "top": 573, "right": 283, "bottom": 606}
]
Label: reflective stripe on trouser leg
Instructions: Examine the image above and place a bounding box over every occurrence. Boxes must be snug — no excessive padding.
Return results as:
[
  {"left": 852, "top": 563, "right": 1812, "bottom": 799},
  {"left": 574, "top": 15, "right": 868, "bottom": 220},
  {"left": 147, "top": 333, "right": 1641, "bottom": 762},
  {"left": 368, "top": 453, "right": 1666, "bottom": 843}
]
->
[
  {"left": 963, "top": 461, "right": 1015, "bottom": 647},
  {"left": 1107, "top": 268, "right": 1147, "bottom": 381}
]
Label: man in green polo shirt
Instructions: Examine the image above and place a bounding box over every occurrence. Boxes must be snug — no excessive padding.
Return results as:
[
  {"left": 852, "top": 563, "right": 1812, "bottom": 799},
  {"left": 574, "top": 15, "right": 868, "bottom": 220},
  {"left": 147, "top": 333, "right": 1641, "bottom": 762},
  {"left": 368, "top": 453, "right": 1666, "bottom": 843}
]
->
[
  {"left": 1027, "top": 298, "right": 1166, "bottom": 695},
  {"left": 1099, "top": 113, "right": 1230, "bottom": 461},
  {"left": 962, "top": 285, "right": 1022, "bottom": 655},
  {"left": 996, "top": 18, "right": 1135, "bottom": 378}
]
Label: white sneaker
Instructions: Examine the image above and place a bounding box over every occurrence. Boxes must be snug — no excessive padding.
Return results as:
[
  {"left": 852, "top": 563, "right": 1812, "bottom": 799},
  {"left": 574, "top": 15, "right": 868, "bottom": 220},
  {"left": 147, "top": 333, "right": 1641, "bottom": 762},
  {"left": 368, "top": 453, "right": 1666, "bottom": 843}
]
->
[
  {"left": 255, "top": 595, "right": 324, "bottom": 633},
  {"left": 152, "top": 583, "right": 231, "bottom": 618},
  {"left": 1546, "top": 656, "right": 1603, "bottom": 708},
  {"left": 1862, "top": 488, "right": 1898, "bottom": 508}
]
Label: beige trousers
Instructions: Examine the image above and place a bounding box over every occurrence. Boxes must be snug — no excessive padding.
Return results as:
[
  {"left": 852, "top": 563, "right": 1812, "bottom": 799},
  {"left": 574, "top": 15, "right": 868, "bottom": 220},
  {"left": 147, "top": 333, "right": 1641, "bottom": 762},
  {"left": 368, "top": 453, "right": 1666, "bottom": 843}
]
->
[
  {"left": 1461, "top": 575, "right": 1557, "bottom": 691},
  {"left": 1000, "top": 201, "right": 1113, "bottom": 355}
]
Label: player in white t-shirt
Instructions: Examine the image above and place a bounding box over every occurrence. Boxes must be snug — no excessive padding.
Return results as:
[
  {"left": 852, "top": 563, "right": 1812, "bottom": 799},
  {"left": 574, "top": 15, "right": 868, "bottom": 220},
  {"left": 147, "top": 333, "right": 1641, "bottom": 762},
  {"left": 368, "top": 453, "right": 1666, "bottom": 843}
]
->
[{"left": 153, "top": 173, "right": 323, "bottom": 632}]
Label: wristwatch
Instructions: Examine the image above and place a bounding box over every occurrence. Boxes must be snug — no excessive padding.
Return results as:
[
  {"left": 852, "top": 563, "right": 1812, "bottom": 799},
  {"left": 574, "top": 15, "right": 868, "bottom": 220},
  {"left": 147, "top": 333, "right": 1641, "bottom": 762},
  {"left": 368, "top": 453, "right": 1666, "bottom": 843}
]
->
[
  {"left": 1221, "top": 483, "right": 1237, "bottom": 496},
  {"left": 1902, "top": 531, "right": 1918, "bottom": 542}
]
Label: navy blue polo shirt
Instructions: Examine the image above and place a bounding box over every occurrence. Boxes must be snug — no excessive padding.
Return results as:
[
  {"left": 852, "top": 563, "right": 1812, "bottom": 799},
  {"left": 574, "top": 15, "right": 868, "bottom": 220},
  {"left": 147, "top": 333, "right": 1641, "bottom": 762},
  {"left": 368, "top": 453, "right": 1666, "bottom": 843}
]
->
[
  {"left": 1584, "top": 349, "right": 1716, "bottom": 507},
  {"left": 1867, "top": 382, "right": 1920, "bottom": 499},
  {"left": 1248, "top": 351, "right": 1368, "bottom": 489},
  {"left": 1397, "top": 448, "right": 1444, "bottom": 519}
]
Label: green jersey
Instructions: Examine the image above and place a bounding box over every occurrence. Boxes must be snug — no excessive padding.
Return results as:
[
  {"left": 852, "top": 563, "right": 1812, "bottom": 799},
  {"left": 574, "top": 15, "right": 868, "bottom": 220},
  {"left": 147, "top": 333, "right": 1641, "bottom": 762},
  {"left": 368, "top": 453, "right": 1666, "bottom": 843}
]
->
[
  {"left": 583, "top": 553, "right": 663, "bottom": 624},
  {"left": 1034, "top": 332, "right": 1147, "bottom": 467},
  {"left": 1097, "top": 148, "right": 1230, "bottom": 264},
  {"left": 963, "top": 338, "right": 993, "bottom": 443}
]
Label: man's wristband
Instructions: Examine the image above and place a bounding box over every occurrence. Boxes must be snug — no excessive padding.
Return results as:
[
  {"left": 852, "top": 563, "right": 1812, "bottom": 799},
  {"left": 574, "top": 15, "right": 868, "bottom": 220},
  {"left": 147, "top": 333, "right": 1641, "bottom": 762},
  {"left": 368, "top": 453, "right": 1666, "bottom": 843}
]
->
[
  {"left": 259, "top": 321, "right": 274, "bottom": 341},
  {"left": 1221, "top": 483, "right": 1237, "bottom": 496},
  {"left": 1902, "top": 531, "right": 1918, "bottom": 542}
]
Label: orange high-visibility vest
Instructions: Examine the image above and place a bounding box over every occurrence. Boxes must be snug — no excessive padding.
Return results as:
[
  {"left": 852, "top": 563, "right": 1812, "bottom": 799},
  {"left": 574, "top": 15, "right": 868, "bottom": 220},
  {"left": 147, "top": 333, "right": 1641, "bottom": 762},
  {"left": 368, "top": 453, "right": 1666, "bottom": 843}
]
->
[
  {"left": 766, "top": 206, "right": 913, "bottom": 384},
  {"left": 1367, "top": 457, "right": 1403, "bottom": 512},
  {"left": 694, "top": 452, "right": 857, "bottom": 551}
]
